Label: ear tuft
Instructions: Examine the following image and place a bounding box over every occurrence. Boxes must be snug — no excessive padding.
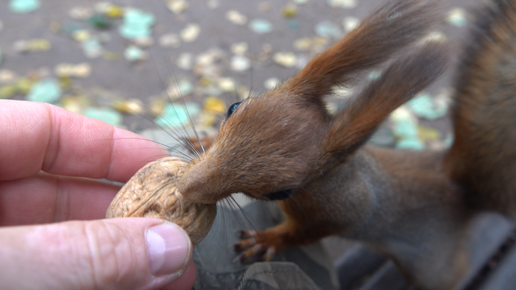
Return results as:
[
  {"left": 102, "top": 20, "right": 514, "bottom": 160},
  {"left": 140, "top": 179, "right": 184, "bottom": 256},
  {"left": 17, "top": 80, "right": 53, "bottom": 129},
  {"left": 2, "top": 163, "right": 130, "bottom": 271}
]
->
[
  {"left": 287, "top": 0, "right": 441, "bottom": 99},
  {"left": 323, "top": 42, "right": 449, "bottom": 160}
]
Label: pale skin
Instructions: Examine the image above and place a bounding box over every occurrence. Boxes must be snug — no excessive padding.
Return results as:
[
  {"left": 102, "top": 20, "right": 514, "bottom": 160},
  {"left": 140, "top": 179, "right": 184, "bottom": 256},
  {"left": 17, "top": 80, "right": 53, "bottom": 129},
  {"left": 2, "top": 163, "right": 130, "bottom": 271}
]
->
[{"left": 0, "top": 99, "right": 196, "bottom": 290}]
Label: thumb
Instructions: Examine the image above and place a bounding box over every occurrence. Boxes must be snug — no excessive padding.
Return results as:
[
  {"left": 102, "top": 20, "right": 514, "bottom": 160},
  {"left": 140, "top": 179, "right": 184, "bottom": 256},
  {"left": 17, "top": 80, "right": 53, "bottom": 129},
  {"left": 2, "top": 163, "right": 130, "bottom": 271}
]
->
[{"left": 0, "top": 218, "right": 195, "bottom": 290}]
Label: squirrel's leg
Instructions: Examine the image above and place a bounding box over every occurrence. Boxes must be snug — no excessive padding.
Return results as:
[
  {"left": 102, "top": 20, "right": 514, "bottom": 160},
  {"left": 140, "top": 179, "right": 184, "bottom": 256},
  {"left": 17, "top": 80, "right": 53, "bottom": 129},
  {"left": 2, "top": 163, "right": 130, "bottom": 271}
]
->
[
  {"left": 233, "top": 223, "right": 291, "bottom": 262},
  {"left": 234, "top": 198, "right": 332, "bottom": 262}
]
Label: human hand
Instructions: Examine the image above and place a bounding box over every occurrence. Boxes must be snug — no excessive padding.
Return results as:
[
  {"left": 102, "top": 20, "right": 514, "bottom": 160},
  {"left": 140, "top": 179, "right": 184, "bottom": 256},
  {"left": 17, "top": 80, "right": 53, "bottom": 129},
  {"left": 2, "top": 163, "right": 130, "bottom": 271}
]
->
[{"left": 0, "top": 100, "right": 196, "bottom": 290}]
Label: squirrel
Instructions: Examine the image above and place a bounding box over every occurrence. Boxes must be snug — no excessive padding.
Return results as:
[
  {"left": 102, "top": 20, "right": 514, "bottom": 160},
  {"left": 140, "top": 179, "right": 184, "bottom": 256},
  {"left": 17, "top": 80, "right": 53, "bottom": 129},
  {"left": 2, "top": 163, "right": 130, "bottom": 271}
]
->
[{"left": 175, "top": 0, "right": 516, "bottom": 289}]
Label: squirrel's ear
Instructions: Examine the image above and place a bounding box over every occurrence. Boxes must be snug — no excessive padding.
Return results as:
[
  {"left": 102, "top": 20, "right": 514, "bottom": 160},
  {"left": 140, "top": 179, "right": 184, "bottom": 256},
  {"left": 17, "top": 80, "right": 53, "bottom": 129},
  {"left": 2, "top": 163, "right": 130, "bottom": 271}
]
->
[
  {"left": 287, "top": 0, "right": 439, "bottom": 99},
  {"left": 323, "top": 42, "right": 449, "bottom": 159}
]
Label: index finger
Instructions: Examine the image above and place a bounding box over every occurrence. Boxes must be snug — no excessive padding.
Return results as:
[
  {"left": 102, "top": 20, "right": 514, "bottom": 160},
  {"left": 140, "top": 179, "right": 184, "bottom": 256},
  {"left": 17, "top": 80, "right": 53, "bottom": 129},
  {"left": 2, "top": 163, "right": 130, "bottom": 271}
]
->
[{"left": 0, "top": 100, "right": 170, "bottom": 182}]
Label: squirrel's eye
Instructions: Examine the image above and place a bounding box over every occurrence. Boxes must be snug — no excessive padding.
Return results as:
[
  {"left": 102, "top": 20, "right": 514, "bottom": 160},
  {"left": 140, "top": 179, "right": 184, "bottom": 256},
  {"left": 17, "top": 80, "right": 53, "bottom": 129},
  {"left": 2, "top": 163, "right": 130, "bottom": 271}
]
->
[{"left": 226, "top": 102, "right": 241, "bottom": 118}]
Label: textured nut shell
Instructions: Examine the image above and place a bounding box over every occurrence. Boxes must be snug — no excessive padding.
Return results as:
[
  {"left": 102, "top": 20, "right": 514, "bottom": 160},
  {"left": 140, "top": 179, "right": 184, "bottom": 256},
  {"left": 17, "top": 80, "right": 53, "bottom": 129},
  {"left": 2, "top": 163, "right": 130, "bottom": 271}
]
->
[{"left": 106, "top": 156, "right": 216, "bottom": 246}]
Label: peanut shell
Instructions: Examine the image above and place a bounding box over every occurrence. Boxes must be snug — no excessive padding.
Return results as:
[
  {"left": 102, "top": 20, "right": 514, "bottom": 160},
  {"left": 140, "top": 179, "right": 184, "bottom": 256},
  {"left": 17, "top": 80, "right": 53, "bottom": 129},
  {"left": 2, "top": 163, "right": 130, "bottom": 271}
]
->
[{"left": 106, "top": 156, "right": 216, "bottom": 246}]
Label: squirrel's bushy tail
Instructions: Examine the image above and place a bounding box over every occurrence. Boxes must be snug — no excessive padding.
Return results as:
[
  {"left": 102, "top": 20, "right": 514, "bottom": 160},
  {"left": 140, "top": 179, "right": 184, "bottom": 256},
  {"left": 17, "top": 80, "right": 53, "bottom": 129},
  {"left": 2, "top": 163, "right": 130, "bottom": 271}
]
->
[{"left": 445, "top": 0, "right": 516, "bottom": 215}]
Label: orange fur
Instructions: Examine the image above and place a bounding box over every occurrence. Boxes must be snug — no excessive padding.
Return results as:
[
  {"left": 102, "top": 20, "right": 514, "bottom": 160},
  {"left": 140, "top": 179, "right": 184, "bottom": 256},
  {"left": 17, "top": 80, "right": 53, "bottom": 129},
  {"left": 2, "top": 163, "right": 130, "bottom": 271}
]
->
[
  {"left": 444, "top": 0, "right": 516, "bottom": 215},
  {"left": 177, "top": 0, "right": 516, "bottom": 289}
]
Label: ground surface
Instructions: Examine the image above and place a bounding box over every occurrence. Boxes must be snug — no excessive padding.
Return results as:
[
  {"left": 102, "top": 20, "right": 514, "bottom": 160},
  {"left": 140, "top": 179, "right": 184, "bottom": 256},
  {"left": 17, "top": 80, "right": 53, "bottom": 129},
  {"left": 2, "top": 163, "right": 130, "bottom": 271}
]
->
[{"left": 1, "top": 0, "right": 479, "bottom": 133}]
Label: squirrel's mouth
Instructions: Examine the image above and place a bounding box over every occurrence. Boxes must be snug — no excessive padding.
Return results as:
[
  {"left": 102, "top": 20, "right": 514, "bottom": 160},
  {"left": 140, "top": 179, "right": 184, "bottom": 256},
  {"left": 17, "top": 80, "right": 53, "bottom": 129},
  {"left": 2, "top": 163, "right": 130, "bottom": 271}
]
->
[{"left": 265, "top": 189, "right": 294, "bottom": 200}]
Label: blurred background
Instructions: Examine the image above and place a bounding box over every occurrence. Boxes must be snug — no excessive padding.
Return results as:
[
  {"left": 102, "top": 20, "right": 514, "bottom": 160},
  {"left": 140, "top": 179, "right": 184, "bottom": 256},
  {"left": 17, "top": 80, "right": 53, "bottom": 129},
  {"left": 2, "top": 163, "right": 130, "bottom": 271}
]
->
[
  {"left": 0, "top": 0, "right": 481, "bottom": 149},
  {"left": 0, "top": 0, "right": 490, "bottom": 287}
]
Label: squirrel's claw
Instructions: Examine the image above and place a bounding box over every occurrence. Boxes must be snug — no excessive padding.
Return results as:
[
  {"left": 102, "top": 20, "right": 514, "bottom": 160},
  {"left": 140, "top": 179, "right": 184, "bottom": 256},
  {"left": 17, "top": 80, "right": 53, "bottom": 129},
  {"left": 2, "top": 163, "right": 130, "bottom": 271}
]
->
[{"left": 234, "top": 229, "right": 280, "bottom": 263}]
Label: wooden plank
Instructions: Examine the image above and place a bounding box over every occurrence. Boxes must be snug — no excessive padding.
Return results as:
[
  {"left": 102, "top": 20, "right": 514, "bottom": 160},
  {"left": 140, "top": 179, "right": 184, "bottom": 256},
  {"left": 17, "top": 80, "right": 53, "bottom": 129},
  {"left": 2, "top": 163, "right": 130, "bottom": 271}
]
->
[
  {"left": 334, "top": 244, "right": 387, "bottom": 290},
  {"left": 455, "top": 213, "right": 513, "bottom": 290},
  {"left": 478, "top": 238, "right": 516, "bottom": 290},
  {"left": 358, "top": 261, "right": 410, "bottom": 290}
]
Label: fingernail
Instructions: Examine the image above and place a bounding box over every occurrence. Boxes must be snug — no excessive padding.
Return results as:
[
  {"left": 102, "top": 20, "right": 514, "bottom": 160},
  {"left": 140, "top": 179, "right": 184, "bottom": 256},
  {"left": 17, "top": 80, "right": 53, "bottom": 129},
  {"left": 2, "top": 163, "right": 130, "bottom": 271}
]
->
[{"left": 146, "top": 223, "right": 191, "bottom": 276}]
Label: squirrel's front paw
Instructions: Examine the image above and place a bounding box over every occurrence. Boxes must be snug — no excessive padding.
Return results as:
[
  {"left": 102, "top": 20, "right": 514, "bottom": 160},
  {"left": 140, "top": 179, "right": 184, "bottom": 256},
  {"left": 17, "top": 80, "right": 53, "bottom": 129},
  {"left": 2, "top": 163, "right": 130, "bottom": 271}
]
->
[{"left": 233, "top": 229, "right": 282, "bottom": 263}]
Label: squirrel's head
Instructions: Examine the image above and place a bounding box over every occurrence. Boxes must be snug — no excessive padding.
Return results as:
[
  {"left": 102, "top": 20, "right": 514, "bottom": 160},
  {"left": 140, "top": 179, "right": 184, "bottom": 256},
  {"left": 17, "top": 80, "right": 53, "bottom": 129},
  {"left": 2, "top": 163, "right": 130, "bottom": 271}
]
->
[
  {"left": 177, "top": 0, "right": 448, "bottom": 204},
  {"left": 177, "top": 87, "right": 330, "bottom": 203}
]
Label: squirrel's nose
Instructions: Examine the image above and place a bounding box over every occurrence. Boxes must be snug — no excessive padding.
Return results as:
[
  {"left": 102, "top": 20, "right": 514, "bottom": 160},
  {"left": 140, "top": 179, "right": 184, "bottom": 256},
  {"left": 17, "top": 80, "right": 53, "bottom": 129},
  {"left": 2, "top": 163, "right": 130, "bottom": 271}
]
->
[{"left": 177, "top": 160, "right": 219, "bottom": 204}]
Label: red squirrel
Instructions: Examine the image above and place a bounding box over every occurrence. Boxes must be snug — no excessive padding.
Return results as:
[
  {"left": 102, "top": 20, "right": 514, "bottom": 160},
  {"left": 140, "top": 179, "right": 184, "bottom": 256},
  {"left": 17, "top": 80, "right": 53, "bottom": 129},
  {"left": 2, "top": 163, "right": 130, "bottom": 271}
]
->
[{"left": 177, "top": 0, "right": 516, "bottom": 289}]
